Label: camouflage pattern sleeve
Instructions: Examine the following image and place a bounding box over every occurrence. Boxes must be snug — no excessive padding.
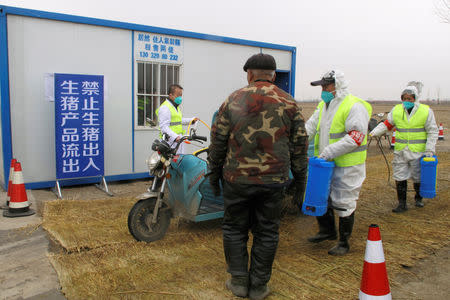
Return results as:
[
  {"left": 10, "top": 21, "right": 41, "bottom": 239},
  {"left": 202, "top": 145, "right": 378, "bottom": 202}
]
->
[
  {"left": 290, "top": 103, "right": 308, "bottom": 189},
  {"left": 207, "top": 98, "right": 231, "bottom": 177}
]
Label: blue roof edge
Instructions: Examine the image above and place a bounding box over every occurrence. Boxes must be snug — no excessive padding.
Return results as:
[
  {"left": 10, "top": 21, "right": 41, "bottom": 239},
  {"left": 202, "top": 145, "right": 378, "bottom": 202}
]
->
[{"left": 0, "top": 5, "right": 296, "bottom": 52}]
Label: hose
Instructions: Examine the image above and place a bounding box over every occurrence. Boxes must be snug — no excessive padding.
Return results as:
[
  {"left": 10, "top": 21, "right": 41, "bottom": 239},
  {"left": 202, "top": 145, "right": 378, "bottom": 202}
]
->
[
  {"left": 186, "top": 118, "right": 211, "bottom": 153},
  {"left": 373, "top": 135, "right": 396, "bottom": 189},
  {"left": 373, "top": 135, "right": 415, "bottom": 191},
  {"left": 187, "top": 118, "right": 211, "bottom": 134},
  {"left": 193, "top": 147, "right": 209, "bottom": 156}
]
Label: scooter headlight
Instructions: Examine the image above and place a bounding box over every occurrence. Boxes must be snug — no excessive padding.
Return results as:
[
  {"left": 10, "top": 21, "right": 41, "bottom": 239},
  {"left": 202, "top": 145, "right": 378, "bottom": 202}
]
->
[{"left": 146, "top": 152, "right": 161, "bottom": 171}]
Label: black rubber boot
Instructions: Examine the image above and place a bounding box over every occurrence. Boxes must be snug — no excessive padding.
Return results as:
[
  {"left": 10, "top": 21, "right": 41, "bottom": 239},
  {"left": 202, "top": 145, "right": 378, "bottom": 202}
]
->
[
  {"left": 249, "top": 284, "right": 271, "bottom": 300},
  {"left": 307, "top": 207, "right": 337, "bottom": 243},
  {"left": 414, "top": 182, "right": 424, "bottom": 207},
  {"left": 392, "top": 180, "right": 408, "bottom": 213},
  {"left": 226, "top": 276, "right": 249, "bottom": 298},
  {"left": 328, "top": 212, "right": 354, "bottom": 256}
]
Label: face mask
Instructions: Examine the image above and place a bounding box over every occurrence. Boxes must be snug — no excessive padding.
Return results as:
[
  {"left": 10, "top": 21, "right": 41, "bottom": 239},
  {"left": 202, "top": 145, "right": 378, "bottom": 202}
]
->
[
  {"left": 403, "top": 101, "right": 414, "bottom": 110},
  {"left": 321, "top": 91, "right": 335, "bottom": 103},
  {"left": 174, "top": 96, "right": 182, "bottom": 105}
]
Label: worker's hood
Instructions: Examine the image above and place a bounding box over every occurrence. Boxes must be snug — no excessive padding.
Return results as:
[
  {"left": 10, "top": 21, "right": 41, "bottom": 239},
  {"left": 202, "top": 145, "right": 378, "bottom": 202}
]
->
[
  {"left": 402, "top": 81, "right": 423, "bottom": 102},
  {"left": 333, "top": 70, "right": 349, "bottom": 100}
]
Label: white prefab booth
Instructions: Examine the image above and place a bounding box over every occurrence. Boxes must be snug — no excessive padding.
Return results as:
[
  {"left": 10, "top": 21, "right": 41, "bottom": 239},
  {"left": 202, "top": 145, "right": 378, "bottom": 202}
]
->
[{"left": 0, "top": 5, "right": 296, "bottom": 189}]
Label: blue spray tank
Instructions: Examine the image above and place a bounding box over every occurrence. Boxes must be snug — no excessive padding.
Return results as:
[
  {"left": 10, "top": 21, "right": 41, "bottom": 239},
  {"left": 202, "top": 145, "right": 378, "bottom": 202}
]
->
[
  {"left": 302, "top": 157, "right": 335, "bottom": 216},
  {"left": 420, "top": 156, "right": 438, "bottom": 198}
]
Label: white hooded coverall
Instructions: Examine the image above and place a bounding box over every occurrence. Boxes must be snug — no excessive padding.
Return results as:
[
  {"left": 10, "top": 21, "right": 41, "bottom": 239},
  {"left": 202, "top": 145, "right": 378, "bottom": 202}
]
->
[
  {"left": 370, "top": 87, "right": 438, "bottom": 182},
  {"left": 306, "top": 71, "right": 369, "bottom": 217}
]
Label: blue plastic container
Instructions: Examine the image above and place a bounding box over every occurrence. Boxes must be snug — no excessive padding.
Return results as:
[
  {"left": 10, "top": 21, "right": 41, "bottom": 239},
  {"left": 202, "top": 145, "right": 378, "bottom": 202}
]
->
[
  {"left": 302, "top": 157, "right": 335, "bottom": 216},
  {"left": 420, "top": 156, "right": 438, "bottom": 198}
]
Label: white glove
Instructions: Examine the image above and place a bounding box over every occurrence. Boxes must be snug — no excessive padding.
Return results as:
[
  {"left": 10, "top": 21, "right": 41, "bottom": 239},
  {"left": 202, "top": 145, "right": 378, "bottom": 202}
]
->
[
  {"left": 369, "top": 127, "right": 383, "bottom": 137},
  {"left": 319, "top": 146, "right": 334, "bottom": 161},
  {"left": 369, "top": 122, "right": 388, "bottom": 138},
  {"left": 319, "top": 153, "right": 331, "bottom": 161},
  {"left": 424, "top": 151, "right": 434, "bottom": 157}
]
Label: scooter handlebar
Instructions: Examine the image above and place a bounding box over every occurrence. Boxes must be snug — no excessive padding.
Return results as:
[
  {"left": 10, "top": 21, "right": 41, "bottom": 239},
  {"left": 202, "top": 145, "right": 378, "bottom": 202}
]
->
[{"left": 191, "top": 134, "right": 207, "bottom": 142}]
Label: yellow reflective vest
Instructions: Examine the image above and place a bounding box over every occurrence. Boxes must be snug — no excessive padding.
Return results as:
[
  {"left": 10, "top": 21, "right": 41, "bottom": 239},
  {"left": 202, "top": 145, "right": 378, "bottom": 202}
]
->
[
  {"left": 314, "top": 94, "right": 372, "bottom": 167},
  {"left": 155, "top": 100, "right": 185, "bottom": 139},
  {"left": 392, "top": 103, "right": 429, "bottom": 152}
]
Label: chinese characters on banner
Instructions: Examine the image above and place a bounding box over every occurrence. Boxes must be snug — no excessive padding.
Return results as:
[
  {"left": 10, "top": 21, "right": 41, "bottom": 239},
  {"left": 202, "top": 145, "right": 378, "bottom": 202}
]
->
[
  {"left": 134, "top": 32, "right": 183, "bottom": 64},
  {"left": 54, "top": 74, "right": 104, "bottom": 179}
]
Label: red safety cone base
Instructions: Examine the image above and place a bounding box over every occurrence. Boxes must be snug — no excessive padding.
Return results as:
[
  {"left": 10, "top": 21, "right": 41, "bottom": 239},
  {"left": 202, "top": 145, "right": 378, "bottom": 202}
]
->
[{"left": 3, "top": 207, "right": 35, "bottom": 218}]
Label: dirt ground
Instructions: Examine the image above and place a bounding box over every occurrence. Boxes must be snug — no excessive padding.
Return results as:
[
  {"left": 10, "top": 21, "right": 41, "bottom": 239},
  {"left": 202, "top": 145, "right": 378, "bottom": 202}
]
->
[{"left": 31, "top": 101, "right": 450, "bottom": 299}]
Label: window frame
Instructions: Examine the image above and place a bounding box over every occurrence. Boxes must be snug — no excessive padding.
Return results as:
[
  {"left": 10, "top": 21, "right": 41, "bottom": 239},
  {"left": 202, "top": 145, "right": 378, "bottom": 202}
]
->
[{"left": 134, "top": 61, "right": 182, "bottom": 130}]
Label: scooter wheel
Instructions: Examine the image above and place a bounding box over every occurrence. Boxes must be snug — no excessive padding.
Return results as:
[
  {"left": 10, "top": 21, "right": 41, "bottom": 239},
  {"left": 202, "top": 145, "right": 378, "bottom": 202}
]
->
[{"left": 128, "top": 197, "right": 171, "bottom": 242}]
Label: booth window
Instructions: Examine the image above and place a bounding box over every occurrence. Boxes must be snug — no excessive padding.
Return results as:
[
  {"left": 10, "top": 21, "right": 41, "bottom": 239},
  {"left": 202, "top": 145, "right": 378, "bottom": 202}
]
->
[{"left": 136, "top": 62, "right": 180, "bottom": 127}]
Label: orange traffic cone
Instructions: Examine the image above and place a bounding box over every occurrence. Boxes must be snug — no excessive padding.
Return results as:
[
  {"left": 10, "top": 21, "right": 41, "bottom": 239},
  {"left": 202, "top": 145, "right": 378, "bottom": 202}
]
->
[
  {"left": 3, "top": 162, "right": 35, "bottom": 218},
  {"left": 390, "top": 129, "right": 396, "bottom": 149},
  {"left": 359, "top": 224, "right": 391, "bottom": 299},
  {"left": 438, "top": 123, "right": 444, "bottom": 140},
  {"left": 3, "top": 158, "right": 17, "bottom": 209}
]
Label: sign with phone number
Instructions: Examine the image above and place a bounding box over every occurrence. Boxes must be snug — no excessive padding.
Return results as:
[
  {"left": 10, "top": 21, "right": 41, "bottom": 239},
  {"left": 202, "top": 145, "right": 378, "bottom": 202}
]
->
[{"left": 134, "top": 31, "right": 183, "bottom": 64}]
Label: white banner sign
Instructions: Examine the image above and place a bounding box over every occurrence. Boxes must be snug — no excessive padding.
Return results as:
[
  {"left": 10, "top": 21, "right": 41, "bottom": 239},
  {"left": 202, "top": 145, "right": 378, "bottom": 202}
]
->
[{"left": 135, "top": 31, "right": 183, "bottom": 64}]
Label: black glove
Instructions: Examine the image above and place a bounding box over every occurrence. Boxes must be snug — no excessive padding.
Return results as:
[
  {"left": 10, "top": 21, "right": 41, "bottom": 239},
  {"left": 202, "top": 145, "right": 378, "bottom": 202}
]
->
[
  {"left": 286, "top": 180, "right": 296, "bottom": 196},
  {"left": 292, "top": 182, "right": 306, "bottom": 211},
  {"left": 209, "top": 172, "right": 222, "bottom": 197}
]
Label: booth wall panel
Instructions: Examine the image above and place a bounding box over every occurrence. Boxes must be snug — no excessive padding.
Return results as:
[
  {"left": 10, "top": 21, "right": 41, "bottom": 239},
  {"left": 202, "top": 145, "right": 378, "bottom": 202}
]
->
[{"left": 7, "top": 15, "right": 132, "bottom": 182}]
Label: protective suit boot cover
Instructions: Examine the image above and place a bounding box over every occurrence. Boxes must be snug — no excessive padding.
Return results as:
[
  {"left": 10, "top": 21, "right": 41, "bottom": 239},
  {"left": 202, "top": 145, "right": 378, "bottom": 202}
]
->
[
  {"left": 307, "top": 207, "right": 337, "bottom": 243},
  {"left": 393, "top": 180, "right": 408, "bottom": 213},
  {"left": 226, "top": 276, "right": 249, "bottom": 298},
  {"left": 414, "top": 182, "right": 424, "bottom": 207},
  {"left": 328, "top": 212, "right": 354, "bottom": 256}
]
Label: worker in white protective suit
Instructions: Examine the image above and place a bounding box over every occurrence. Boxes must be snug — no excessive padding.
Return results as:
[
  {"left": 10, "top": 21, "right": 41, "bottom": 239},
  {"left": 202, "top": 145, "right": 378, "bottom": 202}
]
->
[
  {"left": 305, "top": 70, "right": 372, "bottom": 256},
  {"left": 370, "top": 83, "right": 438, "bottom": 212},
  {"left": 155, "top": 84, "right": 197, "bottom": 154}
]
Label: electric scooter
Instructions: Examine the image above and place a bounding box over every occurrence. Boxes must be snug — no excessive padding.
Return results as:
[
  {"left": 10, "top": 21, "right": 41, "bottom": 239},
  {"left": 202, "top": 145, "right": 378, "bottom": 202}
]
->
[{"left": 127, "top": 126, "right": 223, "bottom": 242}]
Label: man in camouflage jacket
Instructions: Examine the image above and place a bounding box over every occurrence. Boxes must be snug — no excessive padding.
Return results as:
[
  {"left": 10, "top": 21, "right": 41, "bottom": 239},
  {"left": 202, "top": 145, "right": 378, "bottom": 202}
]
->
[{"left": 207, "top": 53, "right": 308, "bottom": 299}]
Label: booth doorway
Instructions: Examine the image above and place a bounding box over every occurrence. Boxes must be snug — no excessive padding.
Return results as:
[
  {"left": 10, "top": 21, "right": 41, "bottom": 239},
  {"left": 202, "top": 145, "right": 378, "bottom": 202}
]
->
[{"left": 275, "top": 71, "right": 290, "bottom": 94}]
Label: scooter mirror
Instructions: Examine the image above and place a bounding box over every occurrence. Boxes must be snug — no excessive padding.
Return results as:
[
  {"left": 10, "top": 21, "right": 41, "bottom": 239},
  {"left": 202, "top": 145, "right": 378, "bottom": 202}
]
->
[{"left": 151, "top": 139, "right": 161, "bottom": 151}]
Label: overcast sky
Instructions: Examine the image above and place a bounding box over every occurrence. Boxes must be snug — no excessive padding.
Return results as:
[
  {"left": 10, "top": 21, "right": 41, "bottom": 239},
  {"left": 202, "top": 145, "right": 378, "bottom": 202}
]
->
[{"left": 2, "top": 0, "right": 449, "bottom": 101}]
